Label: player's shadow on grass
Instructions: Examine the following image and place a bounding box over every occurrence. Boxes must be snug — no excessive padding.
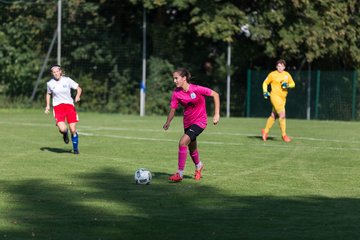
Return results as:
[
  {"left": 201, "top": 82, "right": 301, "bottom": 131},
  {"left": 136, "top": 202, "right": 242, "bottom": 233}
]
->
[
  {"left": 2, "top": 168, "right": 360, "bottom": 239},
  {"left": 40, "top": 147, "right": 72, "bottom": 154},
  {"left": 152, "top": 171, "right": 193, "bottom": 181}
]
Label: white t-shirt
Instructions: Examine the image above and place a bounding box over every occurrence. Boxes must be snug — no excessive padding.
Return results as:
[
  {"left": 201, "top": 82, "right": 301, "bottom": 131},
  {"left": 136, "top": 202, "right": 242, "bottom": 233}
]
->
[{"left": 47, "top": 76, "right": 79, "bottom": 106}]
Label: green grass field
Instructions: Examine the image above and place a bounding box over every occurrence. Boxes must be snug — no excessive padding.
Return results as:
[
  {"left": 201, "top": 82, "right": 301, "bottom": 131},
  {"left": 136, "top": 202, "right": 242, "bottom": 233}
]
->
[{"left": 1, "top": 109, "right": 360, "bottom": 239}]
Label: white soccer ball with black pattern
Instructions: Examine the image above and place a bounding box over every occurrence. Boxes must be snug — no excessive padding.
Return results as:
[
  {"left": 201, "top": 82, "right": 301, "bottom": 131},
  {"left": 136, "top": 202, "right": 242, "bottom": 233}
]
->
[{"left": 134, "top": 168, "right": 152, "bottom": 185}]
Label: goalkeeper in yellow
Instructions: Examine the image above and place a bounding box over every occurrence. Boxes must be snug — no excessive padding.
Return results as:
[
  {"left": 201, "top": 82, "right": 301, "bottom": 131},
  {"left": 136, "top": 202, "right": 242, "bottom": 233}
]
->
[{"left": 261, "top": 59, "right": 295, "bottom": 142}]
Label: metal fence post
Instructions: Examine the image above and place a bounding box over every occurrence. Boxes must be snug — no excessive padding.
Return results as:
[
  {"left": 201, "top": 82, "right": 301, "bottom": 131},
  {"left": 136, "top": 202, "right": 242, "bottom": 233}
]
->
[
  {"left": 226, "top": 42, "right": 231, "bottom": 118},
  {"left": 246, "top": 69, "right": 252, "bottom": 117},
  {"left": 57, "top": 0, "right": 62, "bottom": 65},
  {"left": 352, "top": 70, "right": 357, "bottom": 120},
  {"left": 314, "top": 70, "right": 320, "bottom": 119},
  {"left": 140, "top": 7, "right": 147, "bottom": 117},
  {"left": 306, "top": 62, "right": 311, "bottom": 120}
]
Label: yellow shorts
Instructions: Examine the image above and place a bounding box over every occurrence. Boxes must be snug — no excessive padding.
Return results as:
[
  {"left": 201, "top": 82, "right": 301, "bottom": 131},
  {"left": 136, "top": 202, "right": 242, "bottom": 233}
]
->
[{"left": 270, "top": 94, "right": 286, "bottom": 114}]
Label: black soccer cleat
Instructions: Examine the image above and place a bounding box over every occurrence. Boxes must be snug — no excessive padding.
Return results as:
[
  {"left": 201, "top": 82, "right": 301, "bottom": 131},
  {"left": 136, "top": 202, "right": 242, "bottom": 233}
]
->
[
  {"left": 73, "top": 149, "right": 80, "bottom": 154},
  {"left": 63, "top": 131, "right": 69, "bottom": 144}
]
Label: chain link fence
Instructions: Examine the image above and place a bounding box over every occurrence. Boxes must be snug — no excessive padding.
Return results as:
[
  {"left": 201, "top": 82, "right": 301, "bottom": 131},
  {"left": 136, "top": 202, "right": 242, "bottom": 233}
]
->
[{"left": 246, "top": 70, "right": 359, "bottom": 120}]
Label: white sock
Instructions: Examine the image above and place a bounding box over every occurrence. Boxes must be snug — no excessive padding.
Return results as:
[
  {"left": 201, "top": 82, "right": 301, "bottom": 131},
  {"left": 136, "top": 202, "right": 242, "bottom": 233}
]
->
[
  {"left": 196, "top": 162, "right": 203, "bottom": 170},
  {"left": 177, "top": 170, "right": 183, "bottom": 177}
]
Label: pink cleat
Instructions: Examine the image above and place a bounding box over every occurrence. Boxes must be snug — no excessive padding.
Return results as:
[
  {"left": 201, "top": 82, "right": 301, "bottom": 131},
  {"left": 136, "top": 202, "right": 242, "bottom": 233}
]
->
[
  {"left": 194, "top": 165, "right": 204, "bottom": 180},
  {"left": 169, "top": 173, "right": 183, "bottom": 182}
]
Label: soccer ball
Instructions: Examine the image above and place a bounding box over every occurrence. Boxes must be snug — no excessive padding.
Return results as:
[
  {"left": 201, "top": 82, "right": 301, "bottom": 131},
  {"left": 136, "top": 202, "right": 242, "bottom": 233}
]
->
[{"left": 134, "top": 168, "right": 152, "bottom": 185}]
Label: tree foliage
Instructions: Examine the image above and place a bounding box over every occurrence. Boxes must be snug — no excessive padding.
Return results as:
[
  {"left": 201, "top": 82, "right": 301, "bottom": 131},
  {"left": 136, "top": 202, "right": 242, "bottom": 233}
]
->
[
  {"left": 0, "top": 1, "right": 52, "bottom": 97},
  {"left": 0, "top": 0, "right": 359, "bottom": 114},
  {"left": 251, "top": 0, "right": 360, "bottom": 64}
]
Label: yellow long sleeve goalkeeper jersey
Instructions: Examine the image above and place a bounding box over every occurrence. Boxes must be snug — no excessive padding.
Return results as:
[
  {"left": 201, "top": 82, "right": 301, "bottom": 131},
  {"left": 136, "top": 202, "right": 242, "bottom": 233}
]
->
[{"left": 262, "top": 70, "right": 295, "bottom": 98}]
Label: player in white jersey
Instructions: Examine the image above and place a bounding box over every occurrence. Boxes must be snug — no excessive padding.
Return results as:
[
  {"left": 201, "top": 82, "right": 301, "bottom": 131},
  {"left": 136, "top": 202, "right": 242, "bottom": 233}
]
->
[{"left": 45, "top": 65, "right": 82, "bottom": 154}]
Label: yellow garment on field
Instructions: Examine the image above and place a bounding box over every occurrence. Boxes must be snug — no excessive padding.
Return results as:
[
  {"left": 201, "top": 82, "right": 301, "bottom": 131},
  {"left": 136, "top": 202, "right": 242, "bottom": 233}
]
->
[
  {"left": 270, "top": 94, "right": 286, "bottom": 113},
  {"left": 279, "top": 117, "right": 287, "bottom": 137},
  {"left": 262, "top": 70, "right": 295, "bottom": 113},
  {"left": 264, "top": 116, "right": 275, "bottom": 133},
  {"left": 262, "top": 70, "right": 295, "bottom": 98}
]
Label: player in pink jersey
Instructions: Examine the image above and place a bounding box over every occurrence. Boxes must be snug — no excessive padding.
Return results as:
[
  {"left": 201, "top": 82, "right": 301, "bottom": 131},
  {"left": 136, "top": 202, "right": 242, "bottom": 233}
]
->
[
  {"left": 45, "top": 65, "right": 82, "bottom": 154},
  {"left": 163, "top": 68, "right": 220, "bottom": 182}
]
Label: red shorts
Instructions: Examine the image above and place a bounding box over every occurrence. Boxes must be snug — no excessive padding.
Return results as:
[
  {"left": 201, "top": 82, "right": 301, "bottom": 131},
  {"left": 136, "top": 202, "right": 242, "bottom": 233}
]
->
[{"left": 53, "top": 103, "right": 79, "bottom": 124}]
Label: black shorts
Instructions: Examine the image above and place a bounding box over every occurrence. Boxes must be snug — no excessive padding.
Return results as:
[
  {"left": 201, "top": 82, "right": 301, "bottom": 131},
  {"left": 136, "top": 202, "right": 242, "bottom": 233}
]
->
[{"left": 184, "top": 124, "right": 204, "bottom": 142}]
